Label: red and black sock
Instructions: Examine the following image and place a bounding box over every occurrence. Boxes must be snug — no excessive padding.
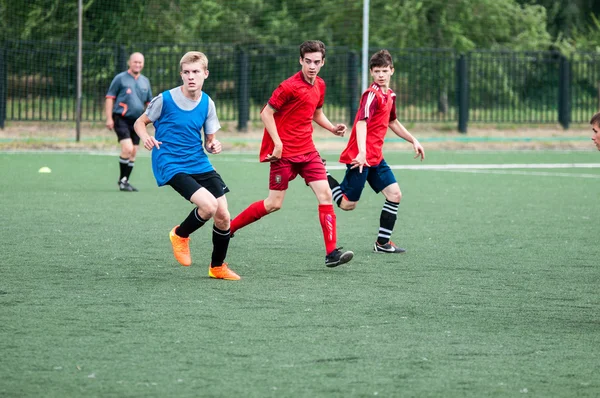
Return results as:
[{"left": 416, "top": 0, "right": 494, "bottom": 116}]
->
[
  {"left": 230, "top": 200, "right": 268, "bottom": 234},
  {"left": 318, "top": 204, "right": 337, "bottom": 255}
]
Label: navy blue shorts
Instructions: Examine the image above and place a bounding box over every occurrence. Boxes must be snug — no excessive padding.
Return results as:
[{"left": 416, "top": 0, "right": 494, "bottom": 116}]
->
[{"left": 339, "top": 159, "right": 397, "bottom": 202}]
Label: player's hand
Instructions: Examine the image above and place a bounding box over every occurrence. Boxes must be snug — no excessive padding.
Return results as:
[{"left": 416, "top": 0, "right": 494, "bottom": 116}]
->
[
  {"left": 142, "top": 135, "right": 162, "bottom": 151},
  {"left": 206, "top": 139, "right": 222, "bottom": 154},
  {"left": 413, "top": 141, "right": 425, "bottom": 161},
  {"left": 265, "top": 144, "right": 283, "bottom": 162},
  {"left": 105, "top": 119, "right": 114, "bottom": 130},
  {"left": 350, "top": 152, "right": 370, "bottom": 173},
  {"left": 331, "top": 124, "right": 347, "bottom": 137}
]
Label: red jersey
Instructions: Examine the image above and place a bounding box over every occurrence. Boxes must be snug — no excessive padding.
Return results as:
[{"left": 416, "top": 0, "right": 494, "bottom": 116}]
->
[
  {"left": 259, "top": 72, "right": 326, "bottom": 161},
  {"left": 339, "top": 83, "right": 396, "bottom": 166}
]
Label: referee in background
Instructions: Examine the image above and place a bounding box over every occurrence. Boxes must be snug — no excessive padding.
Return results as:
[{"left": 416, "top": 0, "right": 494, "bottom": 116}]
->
[{"left": 105, "top": 52, "right": 153, "bottom": 191}]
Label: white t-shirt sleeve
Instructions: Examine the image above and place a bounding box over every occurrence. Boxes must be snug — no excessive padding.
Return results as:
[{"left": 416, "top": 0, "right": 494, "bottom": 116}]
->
[
  {"left": 203, "top": 97, "right": 221, "bottom": 135},
  {"left": 144, "top": 94, "right": 163, "bottom": 122}
]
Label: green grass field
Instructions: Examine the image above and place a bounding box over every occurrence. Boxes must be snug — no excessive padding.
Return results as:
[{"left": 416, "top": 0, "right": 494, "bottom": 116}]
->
[{"left": 1, "top": 150, "right": 599, "bottom": 397}]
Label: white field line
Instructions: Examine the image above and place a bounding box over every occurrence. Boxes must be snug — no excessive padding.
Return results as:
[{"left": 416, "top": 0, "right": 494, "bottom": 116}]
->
[
  {"left": 2, "top": 151, "right": 599, "bottom": 177},
  {"left": 435, "top": 169, "right": 600, "bottom": 178},
  {"left": 325, "top": 163, "right": 600, "bottom": 170},
  {"left": 324, "top": 163, "right": 600, "bottom": 178}
]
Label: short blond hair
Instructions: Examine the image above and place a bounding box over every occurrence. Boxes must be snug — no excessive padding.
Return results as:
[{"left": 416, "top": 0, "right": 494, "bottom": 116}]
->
[{"left": 180, "top": 51, "right": 208, "bottom": 71}]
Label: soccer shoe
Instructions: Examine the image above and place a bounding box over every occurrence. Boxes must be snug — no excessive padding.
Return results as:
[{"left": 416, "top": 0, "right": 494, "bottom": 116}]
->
[
  {"left": 325, "top": 247, "right": 354, "bottom": 268},
  {"left": 373, "top": 241, "right": 406, "bottom": 254},
  {"left": 126, "top": 181, "right": 138, "bottom": 192},
  {"left": 321, "top": 157, "right": 327, "bottom": 166},
  {"left": 118, "top": 179, "right": 138, "bottom": 192},
  {"left": 169, "top": 226, "right": 192, "bottom": 266},
  {"left": 208, "top": 263, "right": 241, "bottom": 280}
]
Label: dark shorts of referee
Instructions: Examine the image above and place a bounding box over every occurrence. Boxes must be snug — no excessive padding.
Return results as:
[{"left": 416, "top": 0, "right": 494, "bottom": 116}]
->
[
  {"left": 167, "top": 171, "right": 230, "bottom": 202},
  {"left": 113, "top": 113, "right": 140, "bottom": 145}
]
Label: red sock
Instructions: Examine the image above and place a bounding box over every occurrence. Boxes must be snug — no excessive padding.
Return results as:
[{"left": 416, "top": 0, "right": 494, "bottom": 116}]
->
[
  {"left": 318, "top": 204, "right": 337, "bottom": 255},
  {"left": 230, "top": 200, "right": 268, "bottom": 234}
]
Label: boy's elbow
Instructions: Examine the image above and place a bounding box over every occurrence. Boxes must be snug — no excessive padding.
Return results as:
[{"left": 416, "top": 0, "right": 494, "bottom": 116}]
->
[{"left": 260, "top": 109, "right": 272, "bottom": 124}]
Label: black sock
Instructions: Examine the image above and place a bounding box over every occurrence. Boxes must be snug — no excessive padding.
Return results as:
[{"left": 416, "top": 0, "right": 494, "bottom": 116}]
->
[
  {"left": 177, "top": 208, "right": 207, "bottom": 238},
  {"left": 327, "top": 172, "right": 343, "bottom": 207},
  {"left": 119, "top": 157, "right": 129, "bottom": 181},
  {"left": 211, "top": 226, "right": 231, "bottom": 267},
  {"left": 377, "top": 200, "right": 399, "bottom": 245},
  {"left": 125, "top": 161, "right": 134, "bottom": 180}
]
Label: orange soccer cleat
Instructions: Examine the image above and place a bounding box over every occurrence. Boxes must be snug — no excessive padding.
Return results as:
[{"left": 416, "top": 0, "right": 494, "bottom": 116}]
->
[
  {"left": 208, "top": 263, "right": 241, "bottom": 280},
  {"left": 169, "top": 226, "right": 192, "bottom": 266}
]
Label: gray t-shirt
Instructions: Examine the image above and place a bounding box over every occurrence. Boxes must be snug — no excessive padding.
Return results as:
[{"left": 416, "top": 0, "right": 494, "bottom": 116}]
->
[
  {"left": 145, "top": 87, "right": 221, "bottom": 135},
  {"left": 106, "top": 71, "right": 152, "bottom": 119}
]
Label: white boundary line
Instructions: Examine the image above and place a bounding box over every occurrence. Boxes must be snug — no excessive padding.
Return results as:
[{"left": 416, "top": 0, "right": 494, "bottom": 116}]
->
[
  {"left": 435, "top": 169, "right": 600, "bottom": 178},
  {"left": 2, "top": 151, "right": 599, "bottom": 177},
  {"left": 324, "top": 163, "right": 600, "bottom": 170}
]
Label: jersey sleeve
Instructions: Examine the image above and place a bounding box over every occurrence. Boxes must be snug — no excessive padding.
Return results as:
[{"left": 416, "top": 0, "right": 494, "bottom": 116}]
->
[
  {"left": 144, "top": 94, "right": 163, "bottom": 122},
  {"left": 106, "top": 75, "right": 120, "bottom": 98},
  {"left": 356, "top": 90, "right": 378, "bottom": 122},
  {"left": 267, "top": 81, "right": 292, "bottom": 111},
  {"left": 203, "top": 98, "right": 221, "bottom": 135},
  {"left": 389, "top": 93, "right": 397, "bottom": 121}
]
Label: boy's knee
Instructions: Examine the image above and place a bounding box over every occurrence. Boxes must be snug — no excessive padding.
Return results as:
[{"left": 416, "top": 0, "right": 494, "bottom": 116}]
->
[
  {"left": 265, "top": 202, "right": 282, "bottom": 213},
  {"left": 393, "top": 191, "right": 402, "bottom": 203},
  {"left": 340, "top": 200, "right": 357, "bottom": 211},
  {"left": 197, "top": 202, "right": 218, "bottom": 220},
  {"left": 386, "top": 190, "right": 402, "bottom": 203},
  {"left": 264, "top": 196, "right": 284, "bottom": 213}
]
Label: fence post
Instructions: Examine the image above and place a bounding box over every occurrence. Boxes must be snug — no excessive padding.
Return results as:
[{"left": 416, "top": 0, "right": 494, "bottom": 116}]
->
[
  {"left": 347, "top": 51, "right": 359, "bottom": 126},
  {"left": 237, "top": 47, "right": 249, "bottom": 132},
  {"left": 456, "top": 53, "right": 469, "bottom": 134},
  {"left": 117, "top": 45, "right": 127, "bottom": 72},
  {"left": 0, "top": 45, "right": 6, "bottom": 129},
  {"left": 558, "top": 55, "right": 571, "bottom": 130}
]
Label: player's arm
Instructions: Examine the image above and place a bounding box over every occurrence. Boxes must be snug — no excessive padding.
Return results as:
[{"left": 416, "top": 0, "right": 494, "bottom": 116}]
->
[
  {"left": 313, "top": 108, "right": 347, "bottom": 136},
  {"left": 261, "top": 104, "right": 283, "bottom": 161},
  {"left": 105, "top": 76, "right": 121, "bottom": 130},
  {"left": 204, "top": 98, "right": 222, "bottom": 154},
  {"left": 351, "top": 120, "right": 370, "bottom": 172},
  {"left": 204, "top": 133, "right": 222, "bottom": 154},
  {"left": 134, "top": 114, "right": 162, "bottom": 151},
  {"left": 389, "top": 119, "right": 425, "bottom": 161},
  {"left": 105, "top": 97, "right": 115, "bottom": 130}
]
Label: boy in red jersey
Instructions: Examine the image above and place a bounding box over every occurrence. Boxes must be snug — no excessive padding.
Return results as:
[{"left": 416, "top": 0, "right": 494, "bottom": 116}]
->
[
  {"left": 591, "top": 111, "right": 600, "bottom": 151},
  {"left": 230, "top": 40, "right": 354, "bottom": 268},
  {"left": 326, "top": 50, "right": 425, "bottom": 253}
]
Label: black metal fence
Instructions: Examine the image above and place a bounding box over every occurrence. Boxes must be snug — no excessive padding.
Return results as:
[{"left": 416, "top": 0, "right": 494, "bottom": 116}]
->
[{"left": 2, "top": 40, "right": 600, "bottom": 132}]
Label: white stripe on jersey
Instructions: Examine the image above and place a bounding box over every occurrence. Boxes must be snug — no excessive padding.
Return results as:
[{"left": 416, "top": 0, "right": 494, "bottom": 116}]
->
[{"left": 364, "top": 91, "right": 376, "bottom": 119}]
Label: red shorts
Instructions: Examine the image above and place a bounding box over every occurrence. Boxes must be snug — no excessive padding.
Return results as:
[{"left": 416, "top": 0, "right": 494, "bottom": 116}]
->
[{"left": 269, "top": 151, "right": 326, "bottom": 190}]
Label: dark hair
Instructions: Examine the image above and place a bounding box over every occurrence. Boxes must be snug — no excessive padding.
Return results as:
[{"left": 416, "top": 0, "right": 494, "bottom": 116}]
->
[
  {"left": 299, "top": 40, "right": 326, "bottom": 59},
  {"left": 369, "top": 50, "right": 393, "bottom": 69},
  {"left": 590, "top": 111, "right": 600, "bottom": 126}
]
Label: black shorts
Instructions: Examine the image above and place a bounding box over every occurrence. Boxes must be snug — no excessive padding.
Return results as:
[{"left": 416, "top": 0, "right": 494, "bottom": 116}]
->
[
  {"left": 113, "top": 114, "right": 140, "bottom": 145},
  {"left": 167, "top": 171, "right": 230, "bottom": 201}
]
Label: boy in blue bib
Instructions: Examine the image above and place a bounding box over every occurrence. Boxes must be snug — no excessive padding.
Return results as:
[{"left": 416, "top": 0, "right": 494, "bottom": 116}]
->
[{"left": 134, "top": 51, "right": 240, "bottom": 280}]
